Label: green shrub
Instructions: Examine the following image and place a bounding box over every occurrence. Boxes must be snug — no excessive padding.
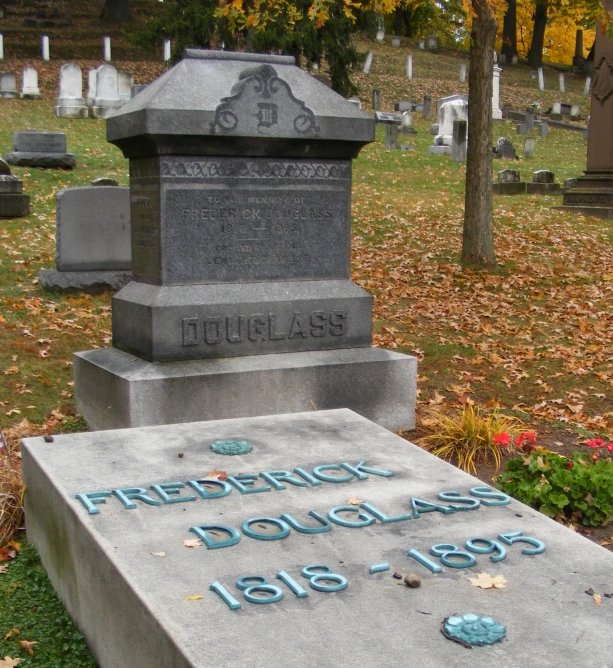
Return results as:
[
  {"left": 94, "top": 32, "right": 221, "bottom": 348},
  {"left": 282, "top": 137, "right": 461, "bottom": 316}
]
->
[{"left": 497, "top": 450, "right": 613, "bottom": 527}]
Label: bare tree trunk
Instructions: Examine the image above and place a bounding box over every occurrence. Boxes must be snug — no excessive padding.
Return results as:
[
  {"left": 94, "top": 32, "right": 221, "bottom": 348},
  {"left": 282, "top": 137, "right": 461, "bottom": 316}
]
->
[
  {"left": 462, "top": 0, "right": 497, "bottom": 266},
  {"left": 501, "top": 0, "right": 517, "bottom": 59},
  {"left": 528, "top": 0, "right": 548, "bottom": 67}
]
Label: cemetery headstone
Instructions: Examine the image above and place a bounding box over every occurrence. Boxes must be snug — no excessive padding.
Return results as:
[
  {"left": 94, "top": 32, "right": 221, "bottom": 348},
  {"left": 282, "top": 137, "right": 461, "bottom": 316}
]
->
[
  {"left": 86, "top": 67, "right": 99, "bottom": 106},
  {"left": 418, "top": 39, "right": 425, "bottom": 50},
  {"left": 384, "top": 125, "right": 399, "bottom": 149},
  {"left": 164, "top": 39, "right": 171, "bottom": 62},
  {"left": 523, "top": 136, "right": 536, "bottom": 158},
  {"left": 560, "top": 103, "right": 572, "bottom": 117},
  {"left": 498, "top": 53, "right": 506, "bottom": 65},
  {"left": 563, "top": 177, "right": 577, "bottom": 189},
  {"left": 573, "top": 29, "right": 584, "bottom": 66},
  {"left": 559, "top": 73, "right": 565, "bottom": 93},
  {"left": 525, "top": 109, "right": 535, "bottom": 130},
  {"left": 423, "top": 94, "right": 431, "bottom": 120},
  {"left": 391, "top": 37, "right": 400, "bottom": 47},
  {"left": 400, "top": 111, "right": 417, "bottom": 135},
  {"left": 394, "top": 101, "right": 413, "bottom": 112},
  {"left": 459, "top": 63, "right": 466, "bottom": 82},
  {"left": 20, "top": 66, "right": 41, "bottom": 98},
  {"left": 0, "top": 157, "right": 30, "bottom": 217},
  {"left": 492, "top": 65, "right": 502, "bottom": 120},
  {"left": 406, "top": 54, "right": 412, "bottom": 79},
  {"left": 0, "top": 70, "right": 16, "bottom": 97},
  {"left": 92, "top": 177, "right": 119, "bottom": 186},
  {"left": 427, "top": 35, "right": 438, "bottom": 52},
  {"left": 494, "top": 137, "right": 516, "bottom": 160},
  {"left": 38, "top": 185, "right": 132, "bottom": 292},
  {"left": 5, "top": 131, "right": 76, "bottom": 169},
  {"left": 374, "top": 111, "right": 402, "bottom": 125},
  {"left": 527, "top": 169, "right": 559, "bottom": 194},
  {"left": 584, "top": 76, "right": 591, "bottom": 95},
  {"left": 363, "top": 51, "right": 373, "bottom": 74},
  {"left": 23, "top": 408, "right": 613, "bottom": 668},
  {"left": 347, "top": 97, "right": 361, "bottom": 109},
  {"left": 0, "top": 34, "right": 3, "bottom": 60},
  {"left": 375, "top": 29, "right": 384, "bottom": 43},
  {"left": 493, "top": 168, "right": 526, "bottom": 194},
  {"left": 73, "top": 49, "right": 416, "bottom": 431},
  {"left": 104, "top": 35, "right": 111, "bottom": 62},
  {"left": 54, "top": 62, "right": 87, "bottom": 118},
  {"left": 118, "top": 71, "right": 134, "bottom": 102},
  {"left": 538, "top": 121, "right": 549, "bottom": 137},
  {"left": 429, "top": 95, "right": 468, "bottom": 155},
  {"left": 570, "top": 104, "right": 581, "bottom": 119},
  {"left": 550, "top": 102, "right": 562, "bottom": 119},
  {"left": 372, "top": 88, "right": 380, "bottom": 110},
  {"left": 42, "top": 34, "right": 49, "bottom": 61},
  {"left": 538, "top": 67, "right": 545, "bottom": 91},
  {"left": 516, "top": 123, "right": 528, "bottom": 135},
  {"left": 450, "top": 119, "right": 467, "bottom": 162},
  {"left": 91, "top": 64, "right": 121, "bottom": 118}
]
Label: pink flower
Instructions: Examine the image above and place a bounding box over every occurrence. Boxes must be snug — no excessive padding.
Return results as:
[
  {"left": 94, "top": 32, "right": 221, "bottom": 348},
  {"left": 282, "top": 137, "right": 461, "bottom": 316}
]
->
[{"left": 494, "top": 432, "right": 510, "bottom": 446}]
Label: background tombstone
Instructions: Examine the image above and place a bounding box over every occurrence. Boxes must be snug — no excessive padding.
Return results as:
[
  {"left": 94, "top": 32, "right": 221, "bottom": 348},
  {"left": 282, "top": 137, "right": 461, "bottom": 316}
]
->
[
  {"left": 516, "top": 122, "right": 528, "bottom": 134},
  {"left": 429, "top": 94, "right": 468, "bottom": 154},
  {"left": 86, "top": 67, "right": 99, "bottom": 106},
  {"left": 347, "top": 97, "right": 361, "bottom": 109},
  {"left": 450, "top": 119, "right": 467, "bottom": 162},
  {"left": 418, "top": 39, "right": 425, "bottom": 50},
  {"left": 375, "top": 29, "right": 384, "bottom": 43},
  {"left": 427, "top": 35, "right": 438, "bottom": 52},
  {"left": 0, "top": 34, "right": 3, "bottom": 60},
  {"left": 21, "top": 66, "right": 41, "bottom": 98},
  {"left": 459, "top": 63, "right": 466, "bottom": 82},
  {"left": 493, "top": 168, "right": 526, "bottom": 194},
  {"left": 91, "top": 64, "right": 121, "bottom": 118},
  {"left": 492, "top": 64, "right": 502, "bottom": 120},
  {"left": 54, "top": 63, "right": 87, "bottom": 118},
  {"left": 400, "top": 111, "right": 417, "bottom": 135},
  {"left": 38, "top": 184, "right": 132, "bottom": 292},
  {"left": 538, "top": 67, "right": 545, "bottom": 91},
  {"left": 538, "top": 121, "right": 549, "bottom": 137},
  {"left": 363, "top": 51, "right": 373, "bottom": 74},
  {"left": 118, "top": 71, "right": 134, "bottom": 102},
  {"left": 525, "top": 106, "right": 535, "bottom": 129},
  {"left": 573, "top": 29, "right": 584, "bottom": 66},
  {"left": 0, "top": 70, "right": 16, "bottom": 97},
  {"left": 495, "top": 136, "right": 516, "bottom": 159},
  {"left": 131, "top": 83, "right": 147, "bottom": 99},
  {"left": 406, "top": 54, "right": 412, "bottom": 79},
  {"left": 5, "top": 131, "right": 76, "bottom": 169},
  {"left": 103, "top": 35, "right": 111, "bottom": 62},
  {"left": 584, "top": 76, "right": 591, "bottom": 95},
  {"left": 559, "top": 73, "right": 565, "bottom": 93},
  {"left": 73, "top": 49, "right": 416, "bottom": 431},
  {"left": 163, "top": 39, "right": 171, "bottom": 62},
  {"left": 527, "top": 169, "right": 559, "bottom": 193},
  {"left": 41, "top": 34, "right": 49, "bottom": 61},
  {"left": 0, "top": 157, "right": 30, "bottom": 217},
  {"left": 523, "top": 136, "right": 536, "bottom": 158},
  {"left": 384, "top": 125, "right": 399, "bottom": 149},
  {"left": 391, "top": 37, "right": 400, "bottom": 47},
  {"left": 498, "top": 53, "right": 506, "bottom": 65},
  {"left": 423, "top": 94, "right": 431, "bottom": 120},
  {"left": 372, "top": 88, "right": 380, "bottom": 110}
]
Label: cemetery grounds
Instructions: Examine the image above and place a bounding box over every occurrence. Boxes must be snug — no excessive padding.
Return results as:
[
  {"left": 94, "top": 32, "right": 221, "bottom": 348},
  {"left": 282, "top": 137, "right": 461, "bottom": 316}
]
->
[{"left": 0, "top": 39, "right": 613, "bottom": 664}]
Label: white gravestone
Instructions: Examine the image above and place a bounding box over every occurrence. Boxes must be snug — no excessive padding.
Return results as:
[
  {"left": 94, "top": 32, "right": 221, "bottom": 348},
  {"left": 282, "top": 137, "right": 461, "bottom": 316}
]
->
[
  {"left": 21, "top": 66, "right": 41, "bottom": 99},
  {"left": 86, "top": 67, "right": 99, "bottom": 106},
  {"left": 559, "top": 73, "right": 565, "bottom": 93},
  {"left": 492, "top": 65, "right": 502, "bottom": 120},
  {"left": 42, "top": 35, "right": 49, "bottom": 61},
  {"left": 0, "top": 71, "right": 17, "bottom": 98},
  {"left": 104, "top": 35, "right": 111, "bottom": 62},
  {"left": 0, "top": 34, "right": 3, "bottom": 61},
  {"left": 459, "top": 63, "right": 466, "bottom": 82},
  {"left": 363, "top": 51, "right": 373, "bottom": 74},
  {"left": 538, "top": 67, "right": 545, "bottom": 91},
  {"left": 375, "top": 29, "right": 384, "bottom": 43},
  {"left": 584, "top": 76, "right": 591, "bottom": 96},
  {"left": 429, "top": 96, "right": 468, "bottom": 155},
  {"left": 406, "top": 54, "right": 412, "bottom": 79},
  {"left": 118, "top": 71, "right": 134, "bottom": 102},
  {"left": 54, "top": 63, "right": 88, "bottom": 118},
  {"left": 164, "top": 39, "right": 171, "bottom": 62},
  {"left": 91, "top": 64, "right": 121, "bottom": 119}
]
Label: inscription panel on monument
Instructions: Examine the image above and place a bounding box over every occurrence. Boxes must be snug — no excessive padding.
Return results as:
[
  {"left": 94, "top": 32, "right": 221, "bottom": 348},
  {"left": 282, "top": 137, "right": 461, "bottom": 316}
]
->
[
  {"left": 14, "top": 131, "right": 67, "bottom": 153},
  {"left": 130, "top": 158, "right": 161, "bottom": 281},
  {"left": 159, "top": 157, "right": 351, "bottom": 285}
]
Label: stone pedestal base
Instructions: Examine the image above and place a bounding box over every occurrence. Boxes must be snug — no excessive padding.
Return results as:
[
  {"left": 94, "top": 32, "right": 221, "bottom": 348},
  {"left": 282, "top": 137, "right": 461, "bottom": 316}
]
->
[
  {"left": 5, "top": 152, "right": 76, "bottom": 169},
  {"left": 54, "top": 98, "right": 89, "bottom": 119},
  {"left": 493, "top": 182, "right": 526, "bottom": 195},
  {"left": 91, "top": 102, "right": 122, "bottom": 119},
  {"left": 527, "top": 183, "right": 560, "bottom": 194},
  {"left": 73, "top": 346, "right": 417, "bottom": 432},
  {"left": 428, "top": 145, "right": 451, "bottom": 155},
  {"left": 0, "top": 193, "right": 30, "bottom": 217},
  {"left": 38, "top": 269, "right": 132, "bottom": 293},
  {"left": 553, "top": 172, "right": 613, "bottom": 218}
]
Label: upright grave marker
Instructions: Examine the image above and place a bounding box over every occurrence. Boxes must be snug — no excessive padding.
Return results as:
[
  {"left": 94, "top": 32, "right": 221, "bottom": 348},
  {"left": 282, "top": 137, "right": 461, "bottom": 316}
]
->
[
  {"left": 91, "top": 64, "right": 121, "bottom": 118},
  {"left": 5, "top": 131, "right": 76, "bottom": 169},
  {"left": 54, "top": 63, "right": 87, "bottom": 118},
  {"left": 22, "top": 408, "right": 613, "bottom": 668},
  {"left": 0, "top": 70, "right": 16, "bottom": 97},
  {"left": 21, "top": 66, "right": 41, "bottom": 98},
  {"left": 74, "top": 50, "right": 416, "bottom": 431},
  {"left": 0, "top": 157, "right": 30, "bottom": 217}
]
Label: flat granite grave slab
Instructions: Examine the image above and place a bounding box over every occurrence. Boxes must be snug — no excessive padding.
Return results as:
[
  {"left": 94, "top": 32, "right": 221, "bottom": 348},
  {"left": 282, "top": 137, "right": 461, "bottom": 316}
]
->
[{"left": 22, "top": 409, "right": 613, "bottom": 668}]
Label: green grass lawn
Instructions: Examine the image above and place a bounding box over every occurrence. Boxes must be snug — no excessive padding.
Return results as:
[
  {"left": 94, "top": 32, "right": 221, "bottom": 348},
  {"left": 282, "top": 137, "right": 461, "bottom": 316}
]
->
[{"left": 0, "top": 38, "right": 610, "bottom": 665}]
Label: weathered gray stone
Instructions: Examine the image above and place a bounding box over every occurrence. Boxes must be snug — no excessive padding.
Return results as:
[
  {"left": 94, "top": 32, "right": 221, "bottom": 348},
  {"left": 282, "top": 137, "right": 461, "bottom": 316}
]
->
[
  {"left": 375, "top": 111, "right": 401, "bottom": 125},
  {"left": 527, "top": 170, "right": 560, "bottom": 194},
  {"left": 21, "top": 66, "right": 41, "bottom": 98},
  {"left": 394, "top": 101, "right": 414, "bottom": 112},
  {"left": 495, "top": 137, "right": 516, "bottom": 159},
  {"left": 493, "top": 182, "right": 527, "bottom": 195},
  {"left": 532, "top": 169, "right": 554, "bottom": 183},
  {"left": 372, "top": 89, "right": 381, "bottom": 110},
  {"left": 400, "top": 112, "right": 417, "bottom": 135},
  {"left": 423, "top": 95, "right": 431, "bottom": 120},
  {"left": 0, "top": 175, "right": 23, "bottom": 194},
  {"left": 112, "top": 280, "right": 372, "bottom": 361},
  {"left": 74, "top": 348, "right": 417, "bottom": 430},
  {"left": 384, "top": 125, "right": 399, "bottom": 149},
  {"left": 5, "top": 151, "right": 76, "bottom": 169},
  {"left": 538, "top": 122, "right": 549, "bottom": 137},
  {"left": 0, "top": 158, "right": 10, "bottom": 175},
  {"left": 0, "top": 193, "right": 30, "bottom": 217},
  {"left": 516, "top": 123, "right": 528, "bottom": 134},
  {"left": 91, "top": 64, "right": 121, "bottom": 119},
  {"left": 22, "top": 408, "right": 613, "bottom": 668},
  {"left": 450, "top": 119, "right": 467, "bottom": 162},
  {"left": 92, "top": 177, "right": 119, "bottom": 186},
  {"left": 55, "top": 186, "right": 131, "bottom": 271},
  {"left": 564, "top": 177, "right": 577, "bottom": 189},
  {"left": 54, "top": 63, "right": 88, "bottom": 118},
  {"left": 14, "top": 131, "right": 66, "bottom": 153},
  {"left": 131, "top": 84, "right": 147, "bottom": 98},
  {"left": 498, "top": 169, "right": 521, "bottom": 183},
  {"left": 523, "top": 136, "right": 536, "bottom": 158},
  {"left": 391, "top": 37, "right": 400, "bottom": 47},
  {"left": 0, "top": 71, "right": 17, "bottom": 97},
  {"left": 38, "top": 268, "right": 132, "bottom": 292}
]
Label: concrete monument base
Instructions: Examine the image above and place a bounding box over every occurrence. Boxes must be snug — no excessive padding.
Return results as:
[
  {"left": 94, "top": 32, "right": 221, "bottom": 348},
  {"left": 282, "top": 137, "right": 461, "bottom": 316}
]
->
[
  {"left": 54, "top": 99, "right": 89, "bottom": 119},
  {"left": 527, "top": 183, "right": 560, "bottom": 194},
  {"left": 493, "top": 182, "right": 527, "bottom": 195},
  {"left": 5, "top": 152, "right": 77, "bottom": 169},
  {"left": 553, "top": 173, "right": 613, "bottom": 218},
  {"left": 428, "top": 145, "right": 451, "bottom": 155},
  {"left": 38, "top": 268, "right": 132, "bottom": 292},
  {"left": 22, "top": 408, "right": 613, "bottom": 668},
  {"left": 73, "top": 346, "right": 417, "bottom": 431},
  {"left": 0, "top": 193, "right": 30, "bottom": 217}
]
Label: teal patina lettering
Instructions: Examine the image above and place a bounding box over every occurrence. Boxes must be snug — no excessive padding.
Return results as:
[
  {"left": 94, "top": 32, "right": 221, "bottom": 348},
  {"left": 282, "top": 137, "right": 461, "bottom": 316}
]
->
[
  {"left": 438, "top": 491, "right": 481, "bottom": 511},
  {"left": 150, "top": 482, "right": 197, "bottom": 504},
  {"left": 242, "top": 518, "right": 290, "bottom": 541},
  {"left": 189, "top": 525, "right": 241, "bottom": 549},
  {"left": 340, "top": 461, "right": 394, "bottom": 478},
  {"left": 75, "top": 491, "right": 112, "bottom": 515},
  {"left": 359, "top": 502, "right": 412, "bottom": 523},
  {"left": 227, "top": 474, "right": 272, "bottom": 494},
  {"left": 312, "top": 464, "right": 354, "bottom": 483},
  {"left": 187, "top": 479, "right": 232, "bottom": 498},
  {"left": 280, "top": 510, "right": 331, "bottom": 534},
  {"left": 112, "top": 487, "right": 161, "bottom": 509},
  {"left": 469, "top": 487, "right": 511, "bottom": 506},
  {"left": 327, "top": 505, "right": 376, "bottom": 528},
  {"left": 410, "top": 498, "right": 454, "bottom": 518},
  {"left": 293, "top": 468, "right": 322, "bottom": 485},
  {"left": 259, "top": 471, "right": 308, "bottom": 490}
]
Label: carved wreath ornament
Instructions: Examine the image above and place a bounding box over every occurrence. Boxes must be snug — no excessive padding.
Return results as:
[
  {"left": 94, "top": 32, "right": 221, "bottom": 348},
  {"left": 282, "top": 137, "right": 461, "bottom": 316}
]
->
[
  {"left": 212, "top": 64, "right": 319, "bottom": 137},
  {"left": 592, "top": 56, "right": 613, "bottom": 103}
]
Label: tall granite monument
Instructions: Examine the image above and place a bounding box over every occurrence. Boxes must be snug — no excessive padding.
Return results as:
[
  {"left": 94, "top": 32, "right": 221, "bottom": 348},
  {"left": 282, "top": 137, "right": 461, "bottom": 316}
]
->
[
  {"left": 74, "top": 50, "right": 416, "bottom": 431},
  {"left": 555, "top": 18, "right": 613, "bottom": 218}
]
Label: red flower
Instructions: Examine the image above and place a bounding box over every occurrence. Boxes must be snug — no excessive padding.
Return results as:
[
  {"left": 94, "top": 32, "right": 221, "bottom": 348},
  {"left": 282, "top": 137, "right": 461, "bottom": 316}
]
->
[
  {"left": 494, "top": 432, "right": 510, "bottom": 446},
  {"left": 515, "top": 431, "right": 537, "bottom": 447},
  {"left": 592, "top": 453, "right": 600, "bottom": 461},
  {"left": 607, "top": 444, "right": 613, "bottom": 453},
  {"left": 566, "top": 461, "right": 573, "bottom": 469},
  {"left": 586, "top": 437, "right": 605, "bottom": 449}
]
